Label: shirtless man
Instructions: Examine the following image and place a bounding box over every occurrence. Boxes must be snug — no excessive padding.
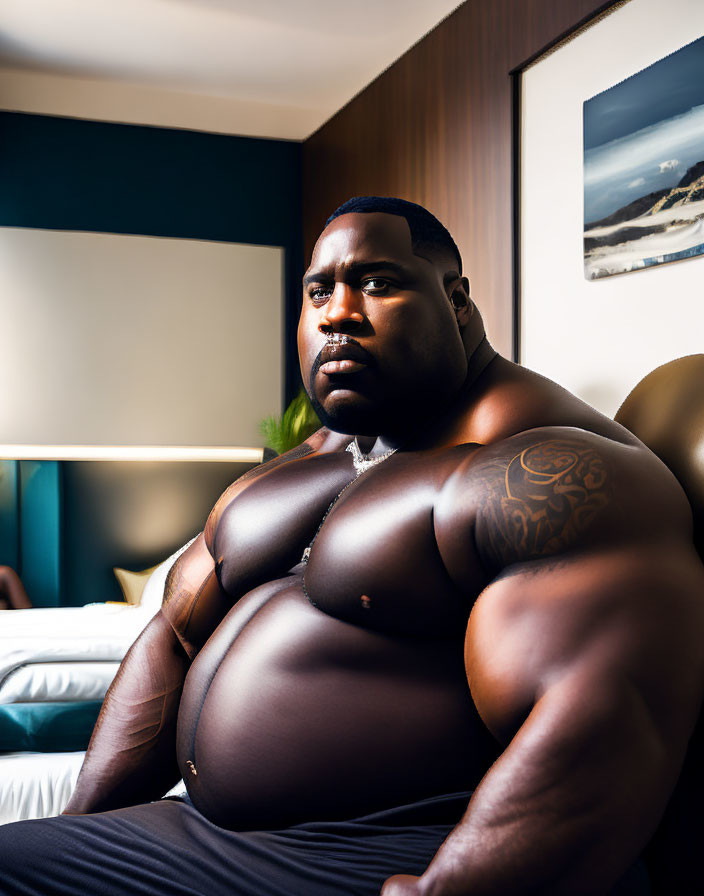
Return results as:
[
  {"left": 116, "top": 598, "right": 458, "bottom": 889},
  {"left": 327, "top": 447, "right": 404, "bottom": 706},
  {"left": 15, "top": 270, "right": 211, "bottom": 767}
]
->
[{"left": 0, "top": 196, "right": 702, "bottom": 896}]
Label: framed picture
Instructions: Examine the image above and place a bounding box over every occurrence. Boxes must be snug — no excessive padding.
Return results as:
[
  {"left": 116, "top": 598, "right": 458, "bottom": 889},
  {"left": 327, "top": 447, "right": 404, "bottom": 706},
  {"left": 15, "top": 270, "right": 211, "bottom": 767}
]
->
[
  {"left": 520, "top": 0, "right": 704, "bottom": 418},
  {"left": 583, "top": 35, "right": 704, "bottom": 280}
]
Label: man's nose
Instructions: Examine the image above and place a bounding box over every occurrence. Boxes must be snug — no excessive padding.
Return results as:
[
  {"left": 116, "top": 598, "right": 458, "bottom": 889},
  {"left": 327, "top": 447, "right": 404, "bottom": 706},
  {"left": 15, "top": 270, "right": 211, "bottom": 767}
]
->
[{"left": 318, "top": 285, "right": 365, "bottom": 334}]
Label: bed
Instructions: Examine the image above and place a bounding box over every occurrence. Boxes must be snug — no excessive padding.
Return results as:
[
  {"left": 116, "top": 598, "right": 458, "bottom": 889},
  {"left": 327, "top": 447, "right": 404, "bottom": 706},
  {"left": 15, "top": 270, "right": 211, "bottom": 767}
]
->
[
  {"left": 0, "top": 545, "right": 190, "bottom": 823},
  {"left": 0, "top": 455, "right": 258, "bottom": 824},
  {"left": 0, "top": 545, "right": 197, "bottom": 822}
]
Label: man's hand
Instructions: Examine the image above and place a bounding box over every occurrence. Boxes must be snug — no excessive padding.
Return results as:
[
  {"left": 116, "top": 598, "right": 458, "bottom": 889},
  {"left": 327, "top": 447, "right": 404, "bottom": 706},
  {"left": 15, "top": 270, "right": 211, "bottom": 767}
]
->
[{"left": 380, "top": 874, "right": 424, "bottom": 895}]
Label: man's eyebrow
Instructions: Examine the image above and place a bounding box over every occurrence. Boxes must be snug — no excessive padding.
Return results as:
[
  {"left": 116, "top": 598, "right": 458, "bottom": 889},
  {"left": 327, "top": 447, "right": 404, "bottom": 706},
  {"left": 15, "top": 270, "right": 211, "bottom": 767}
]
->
[{"left": 303, "top": 261, "right": 412, "bottom": 287}]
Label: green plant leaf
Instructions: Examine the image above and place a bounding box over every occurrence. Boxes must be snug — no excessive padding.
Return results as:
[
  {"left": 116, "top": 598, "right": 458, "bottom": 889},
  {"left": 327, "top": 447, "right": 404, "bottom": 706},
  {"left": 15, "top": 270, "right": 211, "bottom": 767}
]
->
[{"left": 259, "top": 389, "right": 320, "bottom": 455}]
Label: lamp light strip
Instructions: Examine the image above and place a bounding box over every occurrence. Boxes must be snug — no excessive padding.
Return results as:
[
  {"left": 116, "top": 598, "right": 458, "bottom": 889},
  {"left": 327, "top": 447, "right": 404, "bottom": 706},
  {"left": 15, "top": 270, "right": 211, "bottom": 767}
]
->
[{"left": 0, "top": 445, "right": 265, "bottom": 463}]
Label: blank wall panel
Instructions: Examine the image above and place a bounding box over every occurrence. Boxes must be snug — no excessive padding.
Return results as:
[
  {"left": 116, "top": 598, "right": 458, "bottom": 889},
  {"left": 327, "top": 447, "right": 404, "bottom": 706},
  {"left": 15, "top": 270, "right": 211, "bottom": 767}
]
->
[{"left": 0, "top": 228, "right": 283, "bottom": 447}]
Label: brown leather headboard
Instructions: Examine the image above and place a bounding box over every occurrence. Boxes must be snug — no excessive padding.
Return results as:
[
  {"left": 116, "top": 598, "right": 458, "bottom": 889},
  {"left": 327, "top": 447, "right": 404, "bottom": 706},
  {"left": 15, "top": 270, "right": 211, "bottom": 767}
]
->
[{"left": 615, "top": 354, "right": 704, "bottom": 561}]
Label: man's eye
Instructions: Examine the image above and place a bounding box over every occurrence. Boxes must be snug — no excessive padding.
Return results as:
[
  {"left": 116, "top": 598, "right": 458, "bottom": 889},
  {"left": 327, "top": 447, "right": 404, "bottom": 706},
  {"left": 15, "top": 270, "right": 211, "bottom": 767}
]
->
[
  {"left": 362, "top": 278, "right": 390, "bottom": 294},
  {"left": 309, "top": 286, "right": 332, "bottom": 303}
]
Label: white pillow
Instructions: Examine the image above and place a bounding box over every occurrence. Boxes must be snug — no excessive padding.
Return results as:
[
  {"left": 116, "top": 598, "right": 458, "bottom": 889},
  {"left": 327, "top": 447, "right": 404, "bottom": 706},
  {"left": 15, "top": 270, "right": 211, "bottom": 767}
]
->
[{"left": 139, "top": 536, "right": 199, "bottom": 615}]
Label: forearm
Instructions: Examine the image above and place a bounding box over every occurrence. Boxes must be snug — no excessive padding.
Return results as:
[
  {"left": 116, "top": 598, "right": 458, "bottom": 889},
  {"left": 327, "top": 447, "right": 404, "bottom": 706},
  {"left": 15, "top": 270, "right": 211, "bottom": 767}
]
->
[
  {"left": 414, "top": 681, "right": 676, "bottom": 895},
  {"left": 63, "top": 610, "right": 190, "bottom": 814}
]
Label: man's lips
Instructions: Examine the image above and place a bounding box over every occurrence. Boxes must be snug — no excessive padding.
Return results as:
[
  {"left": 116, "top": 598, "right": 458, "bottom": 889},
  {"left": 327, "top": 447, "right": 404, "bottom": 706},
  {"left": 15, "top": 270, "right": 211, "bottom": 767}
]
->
[
  {"left": 320, "top": 358, "right": 367, "bottom": 374},
  {"left": 315, "top": 340, "right": 373, "bottom": 376}
]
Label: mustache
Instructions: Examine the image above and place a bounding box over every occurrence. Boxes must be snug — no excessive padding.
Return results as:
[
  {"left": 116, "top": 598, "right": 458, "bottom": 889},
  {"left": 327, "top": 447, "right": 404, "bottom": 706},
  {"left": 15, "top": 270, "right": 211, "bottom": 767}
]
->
[{"left": 310, "top": 336, "right": 373, "bottom": 379}]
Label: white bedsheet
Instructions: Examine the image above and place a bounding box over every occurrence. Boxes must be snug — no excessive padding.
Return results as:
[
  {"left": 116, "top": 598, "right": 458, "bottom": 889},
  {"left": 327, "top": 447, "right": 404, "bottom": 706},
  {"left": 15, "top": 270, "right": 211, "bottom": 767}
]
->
[
  {"left": 0, "top": 751, "right": 86, "bottom": 824},
  {"left": 0, "top": 603, "right": 156, "bottom": 692},
  {"left": 0, "top": 541, "right": 197, "bottom": 826},
  {"left": 0, "top": 751, "right": 187, "bottom": 825},
  {"left": 0, "top": 539, "right": 195, "bottom": 698},
  {"left": 0, "top": 662, "right": 121, "bottom": 704}
]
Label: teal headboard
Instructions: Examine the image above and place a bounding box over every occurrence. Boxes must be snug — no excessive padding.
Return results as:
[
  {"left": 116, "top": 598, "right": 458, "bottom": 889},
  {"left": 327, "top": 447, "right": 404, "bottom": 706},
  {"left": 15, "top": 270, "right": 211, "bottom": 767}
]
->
[{"left": 0, "top": 460, "right": 61, "bottom": 607}]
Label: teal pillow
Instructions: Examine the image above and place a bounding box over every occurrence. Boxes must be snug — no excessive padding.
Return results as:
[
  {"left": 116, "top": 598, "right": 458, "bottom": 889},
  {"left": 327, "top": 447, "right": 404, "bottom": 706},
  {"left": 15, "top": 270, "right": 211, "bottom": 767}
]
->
[{"left": 0, "top": 701, "right": 102, "bottom": 752}]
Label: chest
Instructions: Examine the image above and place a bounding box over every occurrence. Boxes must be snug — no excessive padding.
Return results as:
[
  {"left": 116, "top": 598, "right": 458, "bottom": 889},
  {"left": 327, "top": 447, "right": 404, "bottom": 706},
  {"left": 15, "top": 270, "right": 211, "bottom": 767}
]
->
[{"left": 213, "top": 448, "right": 476, "bottom": 635}]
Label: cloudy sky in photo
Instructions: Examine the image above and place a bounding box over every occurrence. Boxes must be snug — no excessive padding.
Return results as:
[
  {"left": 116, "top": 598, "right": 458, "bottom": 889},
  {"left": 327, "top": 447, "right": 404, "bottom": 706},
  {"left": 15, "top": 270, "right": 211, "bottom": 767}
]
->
[{"left": 584, "top": 35, "right": 704, "bottom": 224}]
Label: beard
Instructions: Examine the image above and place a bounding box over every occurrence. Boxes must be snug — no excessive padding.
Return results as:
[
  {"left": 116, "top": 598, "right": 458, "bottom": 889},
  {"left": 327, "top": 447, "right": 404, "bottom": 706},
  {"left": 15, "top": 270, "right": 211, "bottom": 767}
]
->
[
  {"left": 306, "top": 354, "right": 386, "bottom": 436},
  {"left": 304, "top": 341, "right": 450, "bottom": 439},
  {"left": 306, "top": 369, "right": 424, "bottom": 439},
  {"left": 308, "top": 388, "right": 384, "bottom": 436}
]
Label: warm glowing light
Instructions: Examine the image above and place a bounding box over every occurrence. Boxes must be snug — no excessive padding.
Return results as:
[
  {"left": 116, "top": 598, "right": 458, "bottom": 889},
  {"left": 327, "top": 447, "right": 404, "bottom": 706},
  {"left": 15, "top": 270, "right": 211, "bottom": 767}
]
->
[{"left": 0, "top": 445, "right": 264, "bottom": 462}]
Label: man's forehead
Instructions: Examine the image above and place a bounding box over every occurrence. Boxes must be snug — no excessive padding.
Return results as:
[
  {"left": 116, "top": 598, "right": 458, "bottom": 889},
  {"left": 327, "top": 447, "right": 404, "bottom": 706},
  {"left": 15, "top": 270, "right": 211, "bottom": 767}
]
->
[{"left": 308, "top": 212, "right": 420, "bottom": 272}]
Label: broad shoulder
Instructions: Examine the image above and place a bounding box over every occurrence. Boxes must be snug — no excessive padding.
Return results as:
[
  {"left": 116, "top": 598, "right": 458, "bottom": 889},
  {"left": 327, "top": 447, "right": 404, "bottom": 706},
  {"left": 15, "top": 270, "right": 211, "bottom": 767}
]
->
[
  {"left": 436, "top": 425, "right": 692, "bottom": 578},
  {"left": 463, "top": 357, "right": 629, "bottom": 444},
  {"left": 202, "top": 427, "right": 351, "bottom": 553}
]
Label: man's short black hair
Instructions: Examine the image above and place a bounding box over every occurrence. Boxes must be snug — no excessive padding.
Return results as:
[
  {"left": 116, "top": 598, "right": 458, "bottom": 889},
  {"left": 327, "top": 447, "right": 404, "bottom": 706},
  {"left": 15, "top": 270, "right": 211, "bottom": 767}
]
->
[{"left": 326, "top": 196, "right": 463, "bottom": 274}]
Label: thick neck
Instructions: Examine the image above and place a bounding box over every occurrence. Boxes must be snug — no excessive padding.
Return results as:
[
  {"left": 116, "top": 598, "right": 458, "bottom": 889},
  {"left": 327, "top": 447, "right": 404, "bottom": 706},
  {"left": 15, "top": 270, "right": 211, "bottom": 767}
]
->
[{"left": 361, "top": 334, "right": 498, "bottom": 454}]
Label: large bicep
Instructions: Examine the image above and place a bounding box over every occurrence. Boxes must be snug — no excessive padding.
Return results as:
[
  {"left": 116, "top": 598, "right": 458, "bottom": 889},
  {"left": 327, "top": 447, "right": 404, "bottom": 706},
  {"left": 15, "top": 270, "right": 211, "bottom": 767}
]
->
[
  {"left": 466, "top": 544, "right": 704, "bottom": 751},
  {"left": 436, "top": 427, "right": 702, "bottom": 739}
]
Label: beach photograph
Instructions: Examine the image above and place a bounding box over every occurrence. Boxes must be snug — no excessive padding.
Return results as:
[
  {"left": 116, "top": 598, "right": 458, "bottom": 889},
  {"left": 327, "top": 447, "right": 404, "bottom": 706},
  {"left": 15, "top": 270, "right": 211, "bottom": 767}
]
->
[{"left": 583, "top": 35, "right": 704, "bottom": 280}]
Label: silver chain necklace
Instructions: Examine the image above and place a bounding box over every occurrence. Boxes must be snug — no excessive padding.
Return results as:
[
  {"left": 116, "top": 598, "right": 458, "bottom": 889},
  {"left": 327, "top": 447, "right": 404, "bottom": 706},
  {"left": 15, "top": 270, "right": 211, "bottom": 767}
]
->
[
  {"left": 301, "top": 438, "right": 398, "bottom": 564},
  {"left": 345, "top": 437, "right": 398, "bottom": 474}
]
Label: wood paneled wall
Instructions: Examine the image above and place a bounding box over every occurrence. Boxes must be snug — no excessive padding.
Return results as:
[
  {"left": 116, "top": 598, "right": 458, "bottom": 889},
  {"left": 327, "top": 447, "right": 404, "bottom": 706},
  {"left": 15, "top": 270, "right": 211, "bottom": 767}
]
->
[{"left": 302, "top": 0, "right": 617, "bottom": 359}]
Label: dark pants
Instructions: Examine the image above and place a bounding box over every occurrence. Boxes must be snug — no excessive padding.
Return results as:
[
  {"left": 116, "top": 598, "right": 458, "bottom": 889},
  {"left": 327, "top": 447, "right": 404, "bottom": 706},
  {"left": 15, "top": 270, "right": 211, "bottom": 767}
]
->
[
  {"left": 0, "top": 792, "right": 468, "bottom": 896},
  {"left": 0, "top": 791, "right": 651, "bottom": 895}
]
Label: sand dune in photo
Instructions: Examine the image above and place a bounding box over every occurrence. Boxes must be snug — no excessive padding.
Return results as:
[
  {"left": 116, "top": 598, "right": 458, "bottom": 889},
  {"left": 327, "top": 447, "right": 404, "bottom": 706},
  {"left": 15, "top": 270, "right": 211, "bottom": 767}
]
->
[{"left": 584, "top": 161, "right": 704, "bottom": 279}]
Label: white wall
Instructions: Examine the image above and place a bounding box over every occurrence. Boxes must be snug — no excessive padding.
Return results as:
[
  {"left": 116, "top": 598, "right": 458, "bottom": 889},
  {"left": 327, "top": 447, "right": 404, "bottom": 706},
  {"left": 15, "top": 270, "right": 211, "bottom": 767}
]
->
[
  {"left": 0, "top": 228, "right": 283, "bottom": 447},
  {"left": 521, "top": 0, "right": 704, "bottom": 417}
]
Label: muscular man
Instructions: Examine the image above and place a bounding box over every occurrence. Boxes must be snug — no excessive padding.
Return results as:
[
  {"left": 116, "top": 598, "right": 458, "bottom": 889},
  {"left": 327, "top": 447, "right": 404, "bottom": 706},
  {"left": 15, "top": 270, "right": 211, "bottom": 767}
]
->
[{"left": 0, "top": 197, "right": 702, "bottom": 895}]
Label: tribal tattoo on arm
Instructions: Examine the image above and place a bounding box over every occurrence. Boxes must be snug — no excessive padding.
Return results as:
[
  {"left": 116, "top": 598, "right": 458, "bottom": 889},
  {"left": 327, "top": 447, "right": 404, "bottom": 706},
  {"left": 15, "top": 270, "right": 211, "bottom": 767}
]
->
[{"left": 475, "top": 438, "right": 613, "bottom": 570}]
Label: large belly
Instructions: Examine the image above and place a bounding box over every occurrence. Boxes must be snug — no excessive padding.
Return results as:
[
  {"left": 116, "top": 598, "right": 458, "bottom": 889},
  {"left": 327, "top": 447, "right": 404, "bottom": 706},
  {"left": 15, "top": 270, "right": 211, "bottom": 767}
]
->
[{"left": 177, "top": 580, "right": 494, "bottom": 830}]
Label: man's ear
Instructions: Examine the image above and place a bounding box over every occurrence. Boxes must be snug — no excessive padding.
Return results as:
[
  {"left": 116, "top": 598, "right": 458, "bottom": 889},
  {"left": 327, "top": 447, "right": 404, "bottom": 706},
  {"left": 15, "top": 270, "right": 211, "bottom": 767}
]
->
[{"left": 449, "top": 276, "right": 472, "bottom": 326}]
